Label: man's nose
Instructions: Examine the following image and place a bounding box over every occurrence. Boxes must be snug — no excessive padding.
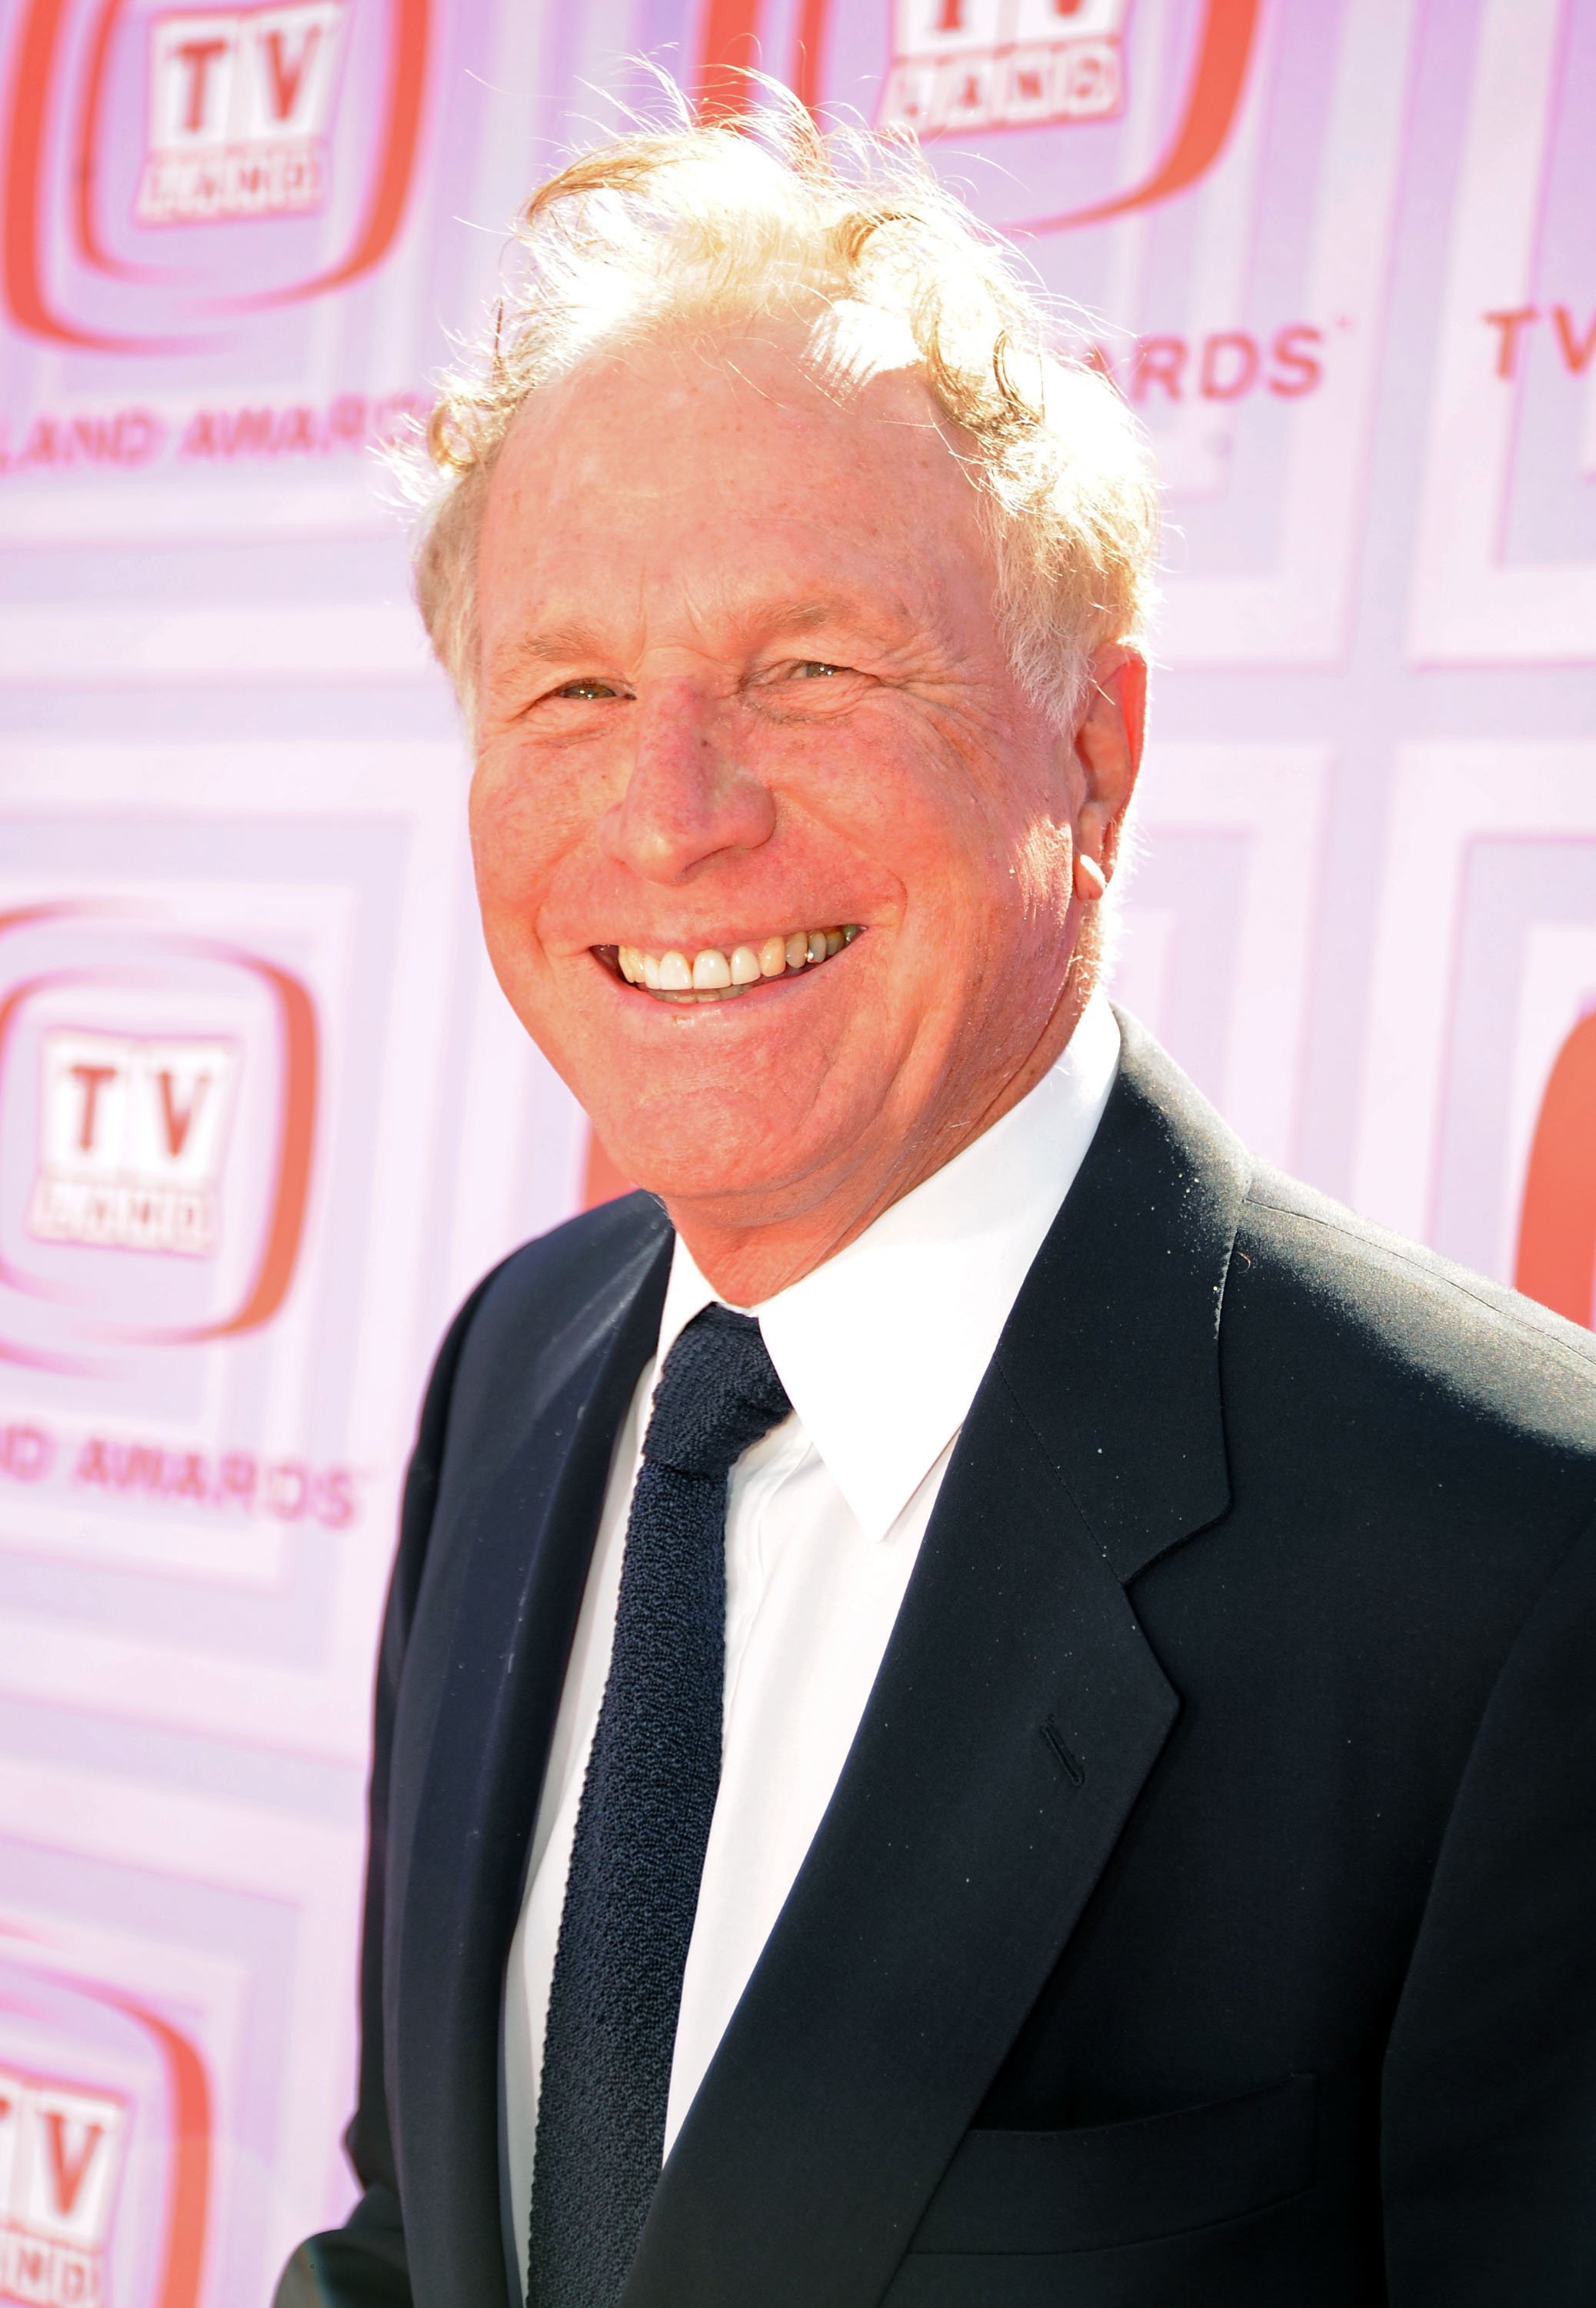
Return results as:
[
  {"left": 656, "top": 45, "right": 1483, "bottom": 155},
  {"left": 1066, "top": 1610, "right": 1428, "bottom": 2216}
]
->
[{"left": 599, "top": 681, "right": 776, "bottom": 884}]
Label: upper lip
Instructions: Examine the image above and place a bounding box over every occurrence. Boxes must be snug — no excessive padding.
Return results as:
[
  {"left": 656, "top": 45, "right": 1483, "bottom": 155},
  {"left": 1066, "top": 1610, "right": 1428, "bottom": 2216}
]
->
[{"left": 592, "top": 928, "right": 856, "bottom": 952}]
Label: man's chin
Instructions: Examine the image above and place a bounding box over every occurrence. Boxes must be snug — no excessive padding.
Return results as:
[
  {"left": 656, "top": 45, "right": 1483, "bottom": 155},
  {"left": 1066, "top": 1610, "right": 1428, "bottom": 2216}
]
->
[
  {"left": 595, "top": 1118, "right": 859, "bottom": 1234},
  {"left": 608, "top": 1148, "right": 816, "bottom": 1219}
]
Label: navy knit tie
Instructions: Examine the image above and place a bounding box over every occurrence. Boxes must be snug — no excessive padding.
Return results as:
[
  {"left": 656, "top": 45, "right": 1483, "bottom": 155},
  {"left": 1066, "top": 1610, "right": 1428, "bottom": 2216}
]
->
[{"left": 528, "top": 1302, "right": 791, "bottom": 2308}]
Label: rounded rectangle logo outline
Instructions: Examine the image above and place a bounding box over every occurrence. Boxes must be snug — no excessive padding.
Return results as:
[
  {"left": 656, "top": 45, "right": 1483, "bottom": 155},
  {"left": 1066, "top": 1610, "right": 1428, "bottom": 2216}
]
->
[
  {"left": 0, "top": 905, "right": 318, "bottom": 1358},
  {"left": 2, "top": 0, "right": 429, "bottom": 349}
]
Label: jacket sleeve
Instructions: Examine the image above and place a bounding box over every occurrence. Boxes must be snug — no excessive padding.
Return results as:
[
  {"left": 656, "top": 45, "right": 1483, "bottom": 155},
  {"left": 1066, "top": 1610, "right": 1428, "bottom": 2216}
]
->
[
  {"left": 1381, "top": 1512, "right": 1596, "bottom": 2303},
  {"left": 272, "top": 1266, "right": 505, "bottom": 2308}
]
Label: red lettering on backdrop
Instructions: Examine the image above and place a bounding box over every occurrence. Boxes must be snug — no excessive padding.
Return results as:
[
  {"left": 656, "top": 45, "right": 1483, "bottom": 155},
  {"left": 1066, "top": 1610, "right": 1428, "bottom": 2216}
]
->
[
  {"left": 42, "top": 2112, "right": 103, "bottom": 2220},
  {"left": 265, "top": 1460, "right": 309, "bottom": 1519},
  {"left": 263, "top": 25, "right": 321, "bottom": 122},
  {"left": 1551, "top": 305, "right": 1596, "bottom": 375},
  {"left": 68, "top": 1063, "right": 115, "bottom": 1152},
  {"left": 0, "top": 409, "right": 162, "bottom": 472},
  {"left": 317, "top": 1467, "right": 355, "bottom": 1528},
  {"left": 115, "top": 1442, "right": 163, "bottom": 1491},
  {"left": 1086, "top": 325, "right": 1324, "bottom": 402},
  {"left": 1, "top": 392, "right": 423, "bottom": 477},
  {"left": 74, "top": 1436, "right": 110, "bottom": 1487},
  {"left": 172, "top": 1451, "right": 208, "bottom": 1500},
  {"left": 0, "top": 407, "right": 175, "bottom": 472},
  {"left": 157, "top": 1070, "right": 206, "bottom": 1159},
  {"left": 1484, "top": 307, "right": 1539, "bottom": 379},
  {"left": 1514, "top": 1012, "right": 1596, "bottom": 1327},
  {"left": 0, "top": 1424, "right": 54, "bottom": 1480},
  {"left": 218, "top": 1451, "right": 257, "bottom": 1503},
  {"left": 63, "top": 1436, "right": 358, "bottom": 1520},
  {"left": 1199, "top": 331, "right": 1258, "bottom": 400},
  {"left": 1132, "top": 339, "right": 1187, "bottom": 401},
  {"left": 1485, "top": 305, "right": 1596, "bottom": 378},
  {"left": 1268, "top": 323, "right": 1322, "bottom": 395},
  {"left": 175, "top": 37, "right": 228, "bottom": 135}
]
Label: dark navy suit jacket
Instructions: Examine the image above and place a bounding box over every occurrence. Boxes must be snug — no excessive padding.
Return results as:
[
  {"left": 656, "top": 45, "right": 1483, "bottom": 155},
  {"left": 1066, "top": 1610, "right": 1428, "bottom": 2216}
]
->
[{"left": 277, "top": 1016, "right": 1596, "bottom": 2306}]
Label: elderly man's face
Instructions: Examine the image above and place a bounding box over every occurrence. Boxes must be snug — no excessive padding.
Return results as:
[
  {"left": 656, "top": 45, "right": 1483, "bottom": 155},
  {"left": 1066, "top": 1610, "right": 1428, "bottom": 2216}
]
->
[{"left": 471, "top": 328, "right": 1141, "bottom": 1286}]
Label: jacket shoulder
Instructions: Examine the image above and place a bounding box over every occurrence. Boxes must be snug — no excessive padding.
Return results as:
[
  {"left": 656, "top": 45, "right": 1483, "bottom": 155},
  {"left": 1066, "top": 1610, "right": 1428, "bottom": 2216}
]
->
[
  {"left": 385, "top": 1189, "right": 671, "bottom": 1725},
  {"left": 440, "top": 1188, "right": 670, "bottom": 1462},
  {"left": 1233, "top": 1162, "right": 1596, "bottom": 1464},
  {"left": 462, "top": 1188, "right": 669, "bottom": 1358}
]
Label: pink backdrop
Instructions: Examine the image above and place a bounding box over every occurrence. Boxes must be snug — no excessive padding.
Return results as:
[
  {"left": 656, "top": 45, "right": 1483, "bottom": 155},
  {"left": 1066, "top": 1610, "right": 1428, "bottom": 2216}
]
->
[{"left": 2, "top": 2, "right": 1593, "bottom": 2300}]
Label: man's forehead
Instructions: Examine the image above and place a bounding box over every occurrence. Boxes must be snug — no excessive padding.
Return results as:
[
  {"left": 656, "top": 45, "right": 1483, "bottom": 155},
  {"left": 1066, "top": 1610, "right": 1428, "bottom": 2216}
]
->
[
  {"left": 505, "top": 315, "right": 948, "bottom": 468},
  {"left": 477, "top": 324, "right": 988, "bottom": 682}
]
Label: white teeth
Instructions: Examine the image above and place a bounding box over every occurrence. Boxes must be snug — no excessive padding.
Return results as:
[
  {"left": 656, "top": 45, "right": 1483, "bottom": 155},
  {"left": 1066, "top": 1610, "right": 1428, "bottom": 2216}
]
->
[{"left": 610, "top": 929, "right": 861, "bottom": 1000}]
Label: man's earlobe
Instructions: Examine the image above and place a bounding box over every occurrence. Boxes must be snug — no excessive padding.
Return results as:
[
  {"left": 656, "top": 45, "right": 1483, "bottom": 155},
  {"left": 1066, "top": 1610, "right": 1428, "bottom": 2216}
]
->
[{"left": 1074, "top": 852, "right": 1108, "bottom": 902}]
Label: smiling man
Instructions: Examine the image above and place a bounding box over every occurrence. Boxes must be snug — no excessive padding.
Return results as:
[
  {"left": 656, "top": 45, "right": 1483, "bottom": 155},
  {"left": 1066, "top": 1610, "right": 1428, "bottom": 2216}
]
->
[{"left": 278, "top": 108, "right": 1596, "bottom": 2308}]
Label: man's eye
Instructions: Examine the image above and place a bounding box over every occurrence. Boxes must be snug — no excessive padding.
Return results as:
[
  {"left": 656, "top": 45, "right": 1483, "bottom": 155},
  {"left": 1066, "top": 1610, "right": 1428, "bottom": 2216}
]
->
[
  {"left": 791, "top": 661, "right": 844, "bottom": 680},
  {"left": 552, "top": 679, "right": 623, "bottom": 701}
]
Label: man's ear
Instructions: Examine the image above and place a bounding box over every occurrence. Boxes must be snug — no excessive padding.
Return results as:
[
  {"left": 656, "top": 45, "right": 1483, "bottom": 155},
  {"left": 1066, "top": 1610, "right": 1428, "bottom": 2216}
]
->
[{"left": 1073, "top": 643, "right": 1147, "bottom": 886}]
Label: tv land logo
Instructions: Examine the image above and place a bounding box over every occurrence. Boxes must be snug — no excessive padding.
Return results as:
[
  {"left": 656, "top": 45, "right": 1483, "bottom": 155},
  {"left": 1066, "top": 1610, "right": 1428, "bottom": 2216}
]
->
[
  {"left": 879, "top": 0, "right": 1128, "bottom": 136},
  {"left": 698, "top": 0, "right": 1260, "bottom": 233},
  {"left": 28, "top": 1031, "right": 239, "bottom": 1258},
  {"left": 0, "top": 2068, "right": 125, "bottom": 2308},
  {"left": 137, "top": 1, "right": 348, "bottom": 226},
  {"left": 2, "top": 0, "right": 428, "bottom": 349},
  {"left": 0, "top": 909, "right": 317, "bottom": 1369},
  {"left": 0, "top": 1946, "right": 212, "bottom": 2308}
]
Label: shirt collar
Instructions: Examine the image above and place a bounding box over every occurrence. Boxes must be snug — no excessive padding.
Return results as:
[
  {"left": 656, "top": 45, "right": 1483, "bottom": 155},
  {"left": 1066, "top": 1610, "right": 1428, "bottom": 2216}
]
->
[{"left": 652, "top": 991, "right": 1121, "bottom": 1543}]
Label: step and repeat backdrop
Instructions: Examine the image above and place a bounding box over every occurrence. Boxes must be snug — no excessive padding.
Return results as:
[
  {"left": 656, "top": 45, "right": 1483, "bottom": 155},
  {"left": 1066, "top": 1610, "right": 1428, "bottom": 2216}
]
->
[{"left": 1, "top": 0, "right": 1592, "bottom": 2300}]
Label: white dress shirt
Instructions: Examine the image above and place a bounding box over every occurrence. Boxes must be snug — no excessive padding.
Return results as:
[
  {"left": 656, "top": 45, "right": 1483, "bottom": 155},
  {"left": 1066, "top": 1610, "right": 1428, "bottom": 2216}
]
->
[{"left": 504, "top": 994, "right": 1121, "bottom": 2294}]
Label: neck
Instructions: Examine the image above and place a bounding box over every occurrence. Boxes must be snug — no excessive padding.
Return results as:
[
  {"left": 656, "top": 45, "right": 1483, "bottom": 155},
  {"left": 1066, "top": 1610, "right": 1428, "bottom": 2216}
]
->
[{"left": 661, "top": 971, "right": 1095, "bottom": 1306}]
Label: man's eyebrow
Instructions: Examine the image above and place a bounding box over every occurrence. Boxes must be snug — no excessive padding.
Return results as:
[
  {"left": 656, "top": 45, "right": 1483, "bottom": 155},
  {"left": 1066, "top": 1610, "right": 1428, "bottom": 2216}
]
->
[
  {"left": 487, "top": 624, "right": 611, "bottom": 684},
  {"left": 487, "top": 593, "right": 909, "bottom": 688},
  {"left": 758, "top": 597, "right": 846, "bottom": 632},
  {"left": 745, "top": 593, "right": 905, "bottom": 638}
]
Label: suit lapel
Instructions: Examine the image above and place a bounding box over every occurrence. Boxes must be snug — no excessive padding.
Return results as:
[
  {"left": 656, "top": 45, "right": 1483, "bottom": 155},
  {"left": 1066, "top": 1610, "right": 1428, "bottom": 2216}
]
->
[
  {"left": 392, "top": 1219, "right": 671, "bottom": 2308},
  {"left": 622, "top": 1018, "right": 1251, "bottom": 2308},
  {"left": 1000, "top": 1011, "right": 1251, "bottom": 1586}
]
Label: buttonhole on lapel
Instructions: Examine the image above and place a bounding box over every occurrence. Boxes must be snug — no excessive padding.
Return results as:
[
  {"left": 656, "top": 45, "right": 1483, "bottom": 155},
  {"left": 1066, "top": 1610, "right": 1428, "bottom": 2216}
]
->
[{"left": 1041, "top": 1719, "right": 1085, "bottom": 1787}]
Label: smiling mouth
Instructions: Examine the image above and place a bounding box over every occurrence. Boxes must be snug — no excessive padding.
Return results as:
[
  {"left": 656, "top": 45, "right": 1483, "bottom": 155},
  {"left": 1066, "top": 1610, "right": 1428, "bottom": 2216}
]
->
[{"left": 596, "top": 925, "right": 861, "bottom": 1003}]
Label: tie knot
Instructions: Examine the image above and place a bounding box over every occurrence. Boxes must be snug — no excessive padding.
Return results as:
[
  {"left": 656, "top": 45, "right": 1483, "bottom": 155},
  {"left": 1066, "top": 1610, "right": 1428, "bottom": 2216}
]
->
[{"left": 641, "top": 1302, "right": 791, "bottom": 1479}]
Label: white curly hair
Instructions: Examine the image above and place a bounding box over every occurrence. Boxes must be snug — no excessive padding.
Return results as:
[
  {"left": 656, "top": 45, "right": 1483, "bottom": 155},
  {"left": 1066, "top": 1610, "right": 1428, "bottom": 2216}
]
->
[{"left": 398, "top": 84, "right": 1158, "bottom": 736}]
